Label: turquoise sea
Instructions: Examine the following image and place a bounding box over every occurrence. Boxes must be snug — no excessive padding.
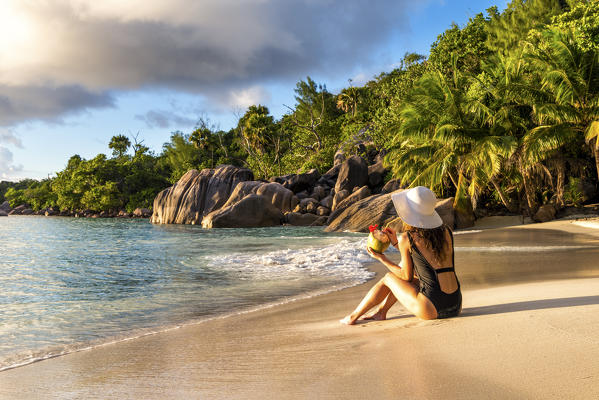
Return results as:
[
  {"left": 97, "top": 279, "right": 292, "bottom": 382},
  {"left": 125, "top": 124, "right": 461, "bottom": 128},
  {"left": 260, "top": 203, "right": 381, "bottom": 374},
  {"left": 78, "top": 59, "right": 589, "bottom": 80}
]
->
[
  {"left": 3, "top": 216, "right": 599, "bottom": 372},
  {"left": 0, "top": 216, "right": 369, "bottom": 371}
]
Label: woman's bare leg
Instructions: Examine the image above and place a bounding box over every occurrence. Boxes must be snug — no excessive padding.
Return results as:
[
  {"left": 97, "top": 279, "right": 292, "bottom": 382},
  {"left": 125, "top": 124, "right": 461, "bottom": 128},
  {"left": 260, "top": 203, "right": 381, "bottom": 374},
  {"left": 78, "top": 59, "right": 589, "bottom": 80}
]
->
[
  {"left": 362, "top": 293, "right": 397, "bottom": 320},
  {"left": 363, "top": 278, "right": 420, "bottom": 320},
  {"left": 340, "top": 277, "right": 393, "bottom": 325},
  {"left": 381, "top": 273, "right": 437, "bottom": 320},
  {"left": 341, "top": 274, "right": 435, "bottom": 324}
]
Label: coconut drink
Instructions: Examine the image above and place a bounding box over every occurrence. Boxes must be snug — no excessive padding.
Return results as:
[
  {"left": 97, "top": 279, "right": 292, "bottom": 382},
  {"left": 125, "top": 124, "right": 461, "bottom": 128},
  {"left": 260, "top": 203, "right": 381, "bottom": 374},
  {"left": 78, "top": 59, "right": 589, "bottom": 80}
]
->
[{"left": 367, "top": 224, "right": 390, "bottom": 253}]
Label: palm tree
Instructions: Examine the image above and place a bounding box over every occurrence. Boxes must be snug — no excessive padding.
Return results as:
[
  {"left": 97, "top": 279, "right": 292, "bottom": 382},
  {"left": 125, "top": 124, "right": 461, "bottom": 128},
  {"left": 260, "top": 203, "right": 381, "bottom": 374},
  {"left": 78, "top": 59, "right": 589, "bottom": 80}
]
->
[
  {"left": 336, "top": 85, "right": 360, "bottom": 117},
  {"left": 525, "top": 27, "right": 599, "bottom": 186},
  {"left": 471, "top": 45, "right": 588, "bottom": 213},
  {"left": 469, "top": 51, "right": 559, "bottom": 214},
  {"left": 387, "top": 58, "right": 510, "bottom": 214}
]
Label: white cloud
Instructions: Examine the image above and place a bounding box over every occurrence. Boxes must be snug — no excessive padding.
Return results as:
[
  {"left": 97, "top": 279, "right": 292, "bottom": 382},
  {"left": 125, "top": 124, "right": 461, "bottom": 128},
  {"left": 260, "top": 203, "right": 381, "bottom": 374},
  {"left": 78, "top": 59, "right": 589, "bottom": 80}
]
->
[
  {"left": 0, "top": 130, "right": 23, "bottom": 148},
  {"left": 135, "top": 109, "right": 197, "bottom": 129},
  {"left": 0, "top": 146, "right": 24, "bottom": 180},
  {"left": 349, "top": 73, "right": 371, "bottom": 87},
  {"left": 224, "top": 86, "right": 272, "bottom": 110},
  {"left": 0, "top": 0, "right": 414, "bottom": 126},
  {"left": 0, "top": 85, "right": 113, "bottom": 126}
]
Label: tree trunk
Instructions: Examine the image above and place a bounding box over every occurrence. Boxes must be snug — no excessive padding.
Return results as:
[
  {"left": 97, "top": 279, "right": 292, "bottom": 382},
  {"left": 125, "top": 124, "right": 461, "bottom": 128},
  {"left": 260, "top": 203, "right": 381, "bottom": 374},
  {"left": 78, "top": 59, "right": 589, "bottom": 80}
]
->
[
  {"left": 555, "top": 158, "right": 566, "bottom": 209},
  {"left": 520, "top": 166, "right": 538, "bottom": 215},
  {"left": 447, "top": 171, "right": 459, "bottom": 190},
  {"left": 471, "top": 192, "right": 479, "bottom": 214},
  {"left": 592, "top": 138, "right": 599, "bottom": 184},
  {"left": 490, "top": 178, "right": 517, "bottom": 213}
]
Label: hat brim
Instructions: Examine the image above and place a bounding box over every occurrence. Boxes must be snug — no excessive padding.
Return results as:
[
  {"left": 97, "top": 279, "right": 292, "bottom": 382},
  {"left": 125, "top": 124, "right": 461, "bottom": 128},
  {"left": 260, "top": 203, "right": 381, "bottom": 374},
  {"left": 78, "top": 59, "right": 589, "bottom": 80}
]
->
[{"left": 391, "top": 190, "right": 443, "bottom": 229}]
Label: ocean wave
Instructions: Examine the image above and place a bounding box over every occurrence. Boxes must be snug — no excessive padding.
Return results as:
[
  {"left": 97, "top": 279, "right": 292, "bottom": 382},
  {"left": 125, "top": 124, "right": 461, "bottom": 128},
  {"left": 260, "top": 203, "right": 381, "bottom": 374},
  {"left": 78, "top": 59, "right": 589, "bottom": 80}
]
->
[
  {"left": 0, "top": 273, "right": 371, "bottom": 373},
  {"left": 0, "top": 231, "right": 376, "bottom": 372},
  {"left": 204, "top": 238, "right": 374, "bottom": 283}
]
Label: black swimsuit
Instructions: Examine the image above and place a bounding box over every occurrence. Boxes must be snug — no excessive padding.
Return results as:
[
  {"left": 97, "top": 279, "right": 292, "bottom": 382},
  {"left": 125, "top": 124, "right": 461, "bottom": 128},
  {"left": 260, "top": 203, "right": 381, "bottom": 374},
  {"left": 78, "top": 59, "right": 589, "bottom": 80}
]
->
[{"left": 407, "top": 229, "right": 462, "bottom": 319}]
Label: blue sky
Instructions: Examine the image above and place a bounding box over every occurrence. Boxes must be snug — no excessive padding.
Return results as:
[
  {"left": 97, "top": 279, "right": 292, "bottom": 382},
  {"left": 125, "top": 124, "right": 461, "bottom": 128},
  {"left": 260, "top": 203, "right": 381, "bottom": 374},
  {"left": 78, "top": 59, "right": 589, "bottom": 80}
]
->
[{"left": 0, "top": 0, "right": 508, "bottom": 181}]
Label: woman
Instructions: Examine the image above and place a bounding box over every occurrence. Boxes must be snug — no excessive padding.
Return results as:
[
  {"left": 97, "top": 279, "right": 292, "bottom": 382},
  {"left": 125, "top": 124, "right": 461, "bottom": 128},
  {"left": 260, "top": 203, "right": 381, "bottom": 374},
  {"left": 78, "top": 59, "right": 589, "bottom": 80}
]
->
[{"left": 340, "top": 186, "right": 461, "bottom": 324}]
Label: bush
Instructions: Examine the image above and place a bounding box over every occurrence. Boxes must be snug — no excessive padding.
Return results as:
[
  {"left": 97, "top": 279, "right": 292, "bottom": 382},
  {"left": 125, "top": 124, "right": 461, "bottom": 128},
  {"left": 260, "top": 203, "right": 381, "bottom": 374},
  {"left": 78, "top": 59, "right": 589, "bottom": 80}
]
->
[{"left": 564, "top": 177, "right": 584, "bottom": 206}]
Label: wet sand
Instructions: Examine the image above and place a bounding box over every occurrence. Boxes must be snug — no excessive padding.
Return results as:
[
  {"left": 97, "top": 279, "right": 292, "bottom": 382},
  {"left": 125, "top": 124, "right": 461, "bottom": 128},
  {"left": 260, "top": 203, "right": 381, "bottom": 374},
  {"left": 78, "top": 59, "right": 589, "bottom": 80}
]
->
[{"left": 1, "top": 219, "right": 598, "bottom": 399}]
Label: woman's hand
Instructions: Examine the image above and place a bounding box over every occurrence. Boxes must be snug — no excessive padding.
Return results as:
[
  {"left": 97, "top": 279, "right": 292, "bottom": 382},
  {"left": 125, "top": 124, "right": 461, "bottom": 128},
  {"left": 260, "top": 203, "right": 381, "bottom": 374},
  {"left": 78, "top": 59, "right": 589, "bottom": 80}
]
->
[
  {"left": 383, "top": 227, "right": 398, "bottom": 247},
  {"left": 367, "top": 247, "right": 386, "bottom": 261}
]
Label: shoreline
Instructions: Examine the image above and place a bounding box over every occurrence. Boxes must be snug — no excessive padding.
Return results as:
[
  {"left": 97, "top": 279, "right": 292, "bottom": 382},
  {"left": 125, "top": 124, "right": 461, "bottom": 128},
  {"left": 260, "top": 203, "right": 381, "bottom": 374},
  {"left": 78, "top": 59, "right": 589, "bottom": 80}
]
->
[
  {"left": 1, "top": 219, "right": 598, "bottom": 399},
  {"left": 0, "top": 278, "right": 370, "bottom": 374}
]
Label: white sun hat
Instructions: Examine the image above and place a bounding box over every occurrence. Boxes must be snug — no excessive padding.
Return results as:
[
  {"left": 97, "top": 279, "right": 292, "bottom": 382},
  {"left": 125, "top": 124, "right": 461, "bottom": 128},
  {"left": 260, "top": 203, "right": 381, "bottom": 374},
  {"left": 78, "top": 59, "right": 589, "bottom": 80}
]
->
[{"left": 391, "top": 186, "right": 443, "bottom": 229}]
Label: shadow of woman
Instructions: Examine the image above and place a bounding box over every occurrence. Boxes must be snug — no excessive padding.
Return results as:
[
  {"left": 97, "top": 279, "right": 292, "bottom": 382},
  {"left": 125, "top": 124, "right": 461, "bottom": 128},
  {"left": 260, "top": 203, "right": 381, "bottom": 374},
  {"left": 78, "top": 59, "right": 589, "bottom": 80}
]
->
[{"left": 461, "top": 295, "right": 599, "bottom": 317}]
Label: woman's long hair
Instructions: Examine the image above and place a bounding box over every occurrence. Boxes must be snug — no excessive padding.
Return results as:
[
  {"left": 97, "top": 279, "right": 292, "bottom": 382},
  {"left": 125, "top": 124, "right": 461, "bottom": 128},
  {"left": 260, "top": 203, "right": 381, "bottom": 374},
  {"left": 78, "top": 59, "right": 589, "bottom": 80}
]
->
[{"left": 403, "top": 223, "right": 449, "bottom": 264}]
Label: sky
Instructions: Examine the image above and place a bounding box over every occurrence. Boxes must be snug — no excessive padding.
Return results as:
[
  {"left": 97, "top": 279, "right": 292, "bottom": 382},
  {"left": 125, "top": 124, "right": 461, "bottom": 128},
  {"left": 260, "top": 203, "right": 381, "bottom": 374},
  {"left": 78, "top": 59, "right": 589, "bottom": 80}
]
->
[{"left": 0, "top": 0, "right": 508, "bottom": 181}]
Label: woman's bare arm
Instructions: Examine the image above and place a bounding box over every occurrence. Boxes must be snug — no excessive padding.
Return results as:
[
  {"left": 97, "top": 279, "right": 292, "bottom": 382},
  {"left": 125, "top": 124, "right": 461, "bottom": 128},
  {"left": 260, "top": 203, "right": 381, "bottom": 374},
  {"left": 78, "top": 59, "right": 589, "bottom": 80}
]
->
[{"left": 367, "top": 232, "right": 414, "bottom": 281}]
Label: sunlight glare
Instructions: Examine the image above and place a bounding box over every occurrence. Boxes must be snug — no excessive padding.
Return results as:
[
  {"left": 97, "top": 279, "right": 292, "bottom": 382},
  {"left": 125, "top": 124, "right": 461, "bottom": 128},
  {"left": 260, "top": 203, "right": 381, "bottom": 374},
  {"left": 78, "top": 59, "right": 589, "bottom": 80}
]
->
[{"left": 0, "top": 2, "right": 36, "bottom": 55}]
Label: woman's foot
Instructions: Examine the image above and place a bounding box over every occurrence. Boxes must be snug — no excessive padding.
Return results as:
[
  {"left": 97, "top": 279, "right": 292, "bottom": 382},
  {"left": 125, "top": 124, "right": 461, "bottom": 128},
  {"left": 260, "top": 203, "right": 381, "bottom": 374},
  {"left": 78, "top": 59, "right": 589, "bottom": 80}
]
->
[
  {"left": 362, "top": 310, "right": 387, "bottom": 321},
  {"left": 339, "top": 314, "right": 358, "bottom": 325}
]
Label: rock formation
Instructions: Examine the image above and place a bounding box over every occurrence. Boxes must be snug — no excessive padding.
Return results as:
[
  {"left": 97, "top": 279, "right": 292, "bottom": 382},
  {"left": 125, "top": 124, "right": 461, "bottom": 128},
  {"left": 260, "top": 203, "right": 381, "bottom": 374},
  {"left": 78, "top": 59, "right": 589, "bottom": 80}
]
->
[
  {"left": 335, "top": 155, "right": 369, "bottom": 194},
  {"left": 434, "top": 198, "right": 455, "bottom": 229},
  {"left": 0, "top": 201, "right": 11, "bottom": 212},
  {"left": 133, "top": 208, "right": 152, "bottom": 218},
  {"left": 149, "top": 148, "right": 479, "bottom": 230},
  {"left": 285, "top": 212, "right": 327, "bottom": 226},
  {"left": 381, "top": 179, "right": 403, "bottom": 194},
  {"left": 270, "top": 169, "right": 320, "bottom": 193},
  {"left": 327, "top": 186, "right": 371, "bottom": 223},
  {"left": 201, "top": 194, "right": 283, "bottom": 228},
  {"left": 151, "top": 165, "right": 253, "bottom": 225},
  {"left": 325, "top": 191, "right": 400, "bottom": 233},
  {"left": 222, "top": 181, "right": 298, "bottom": 214},
  {"left": 325, "top": 191, "right": 461, "bottom": 233},
  {"left": 533, "top": 204, "right": 557, "bottom": 222},
  {"left": 8, "top": 205, "right": 27, "bottom": 215},
  {"left": 367, "top": 161, "right": 387, "bottom": 188}
]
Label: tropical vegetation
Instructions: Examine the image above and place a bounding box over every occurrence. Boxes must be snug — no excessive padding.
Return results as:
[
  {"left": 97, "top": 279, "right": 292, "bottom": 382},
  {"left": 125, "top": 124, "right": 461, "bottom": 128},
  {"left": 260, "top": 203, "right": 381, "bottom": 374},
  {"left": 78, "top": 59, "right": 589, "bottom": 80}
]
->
[{"left": 2, "top": 0, "right": 597, "bottom": 217}]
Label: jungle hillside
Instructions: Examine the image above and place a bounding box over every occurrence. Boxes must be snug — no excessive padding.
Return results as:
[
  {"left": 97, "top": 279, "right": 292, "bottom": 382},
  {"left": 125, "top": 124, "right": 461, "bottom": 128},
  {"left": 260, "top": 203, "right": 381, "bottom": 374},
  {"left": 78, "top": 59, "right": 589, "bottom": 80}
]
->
[{"left": 2, "top": 0, "right": 598, "bottom": 218}]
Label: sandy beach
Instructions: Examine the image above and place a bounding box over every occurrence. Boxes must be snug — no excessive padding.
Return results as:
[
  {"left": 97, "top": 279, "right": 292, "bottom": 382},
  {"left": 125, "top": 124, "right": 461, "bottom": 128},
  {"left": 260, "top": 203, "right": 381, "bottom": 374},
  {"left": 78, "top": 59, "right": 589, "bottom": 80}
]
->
[{"left": 1, "top": 218, "right": 598, "bottom": 400}]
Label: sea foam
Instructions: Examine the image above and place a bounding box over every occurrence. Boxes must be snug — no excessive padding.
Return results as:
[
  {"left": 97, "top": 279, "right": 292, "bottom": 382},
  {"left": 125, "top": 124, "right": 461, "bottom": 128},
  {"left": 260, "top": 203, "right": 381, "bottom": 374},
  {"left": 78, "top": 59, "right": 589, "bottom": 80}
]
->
[{"left": 204, "top": 238, "right": 374, "bottom": 283}]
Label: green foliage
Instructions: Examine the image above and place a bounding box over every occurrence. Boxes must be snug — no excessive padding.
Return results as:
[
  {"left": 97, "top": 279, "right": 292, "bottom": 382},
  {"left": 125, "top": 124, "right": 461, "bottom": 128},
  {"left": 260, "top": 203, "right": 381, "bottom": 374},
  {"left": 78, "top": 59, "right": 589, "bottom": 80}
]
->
[
  {"left": 81, "top": 181, "right": 121, "bottom": 210},
  {"left": 369, "top": 54, "right": 428, "bottom": 147},
  {"left": 276, "top": 77, "right": 343, "bottom": 174},
  {"left": 108, "top": 134, "right": 131, "bottom": 158},
  {"left": 550, "top": 1, "right": 599, "bottom": 52},
  {"left": 1, "top": 179, "right": 36, "bottom": 203},
  {"left": 486, "top": 0, "right": 568, "bottom": 54},
  {"left": 23, "top": 179, "right": 57, "bottom": 210},
  {"left": 5, "top": 187, "right": 26, "bottom": 208},
  {"left": 235, "top": 105, "right": 286, "bottom": 178},
  {"left": 160, "top": 132, "right": 202, "bottom": 183},
  {"left": 429, "top": 13, "right": 492, "bottom": 75},
  {"left": 564, "top": 176, "right": 584, "bottom": 205},
  {"left": 10, "top": 0, "right": 599, "bottom": 218},
  {"left": 2, "top": 179, "right": 56, "bottom": 210},
  {"left": 50, "top": 146, "right": 170, "bottom": 212},
  {"left": 0, "top": 181, "right": 12, "bottom": 203},
  {"left": 52, "top": 154, "right": 122, "bottom": 211}
]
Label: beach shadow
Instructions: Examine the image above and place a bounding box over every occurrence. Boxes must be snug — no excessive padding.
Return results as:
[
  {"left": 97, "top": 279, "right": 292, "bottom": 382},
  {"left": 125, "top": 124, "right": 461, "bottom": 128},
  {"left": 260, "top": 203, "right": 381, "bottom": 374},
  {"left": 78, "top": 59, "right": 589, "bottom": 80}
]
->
[
  {"left": 461, "top": 295, "right": 599, "bottom": 317},
  {"left": 349, "top": 314, "right": 412, "bottom": 325}
]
